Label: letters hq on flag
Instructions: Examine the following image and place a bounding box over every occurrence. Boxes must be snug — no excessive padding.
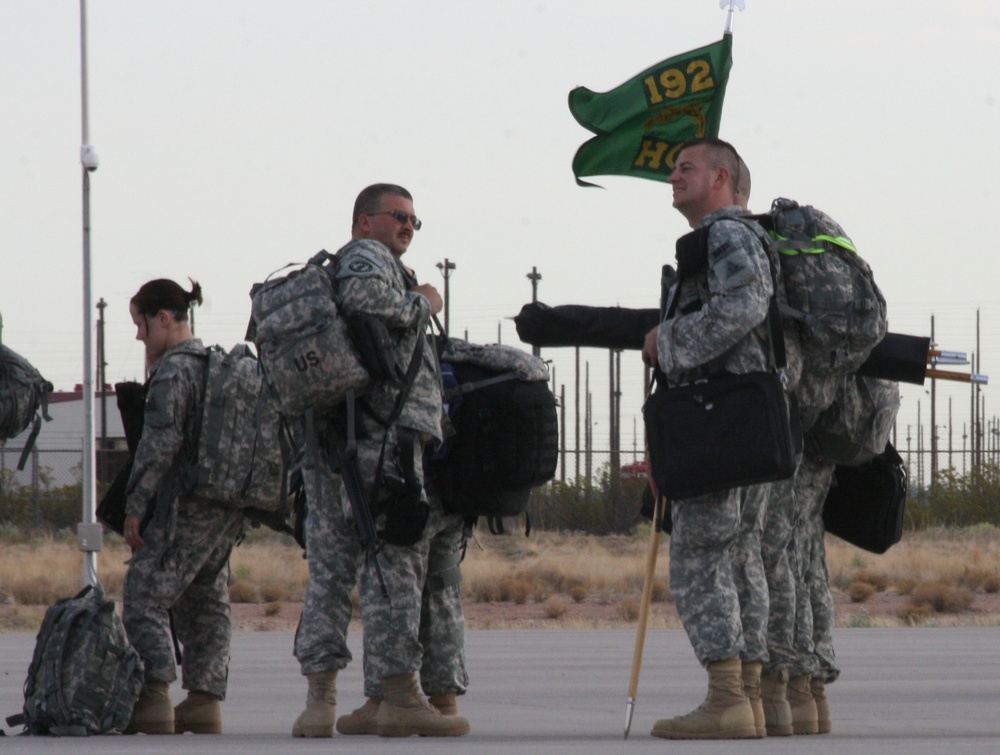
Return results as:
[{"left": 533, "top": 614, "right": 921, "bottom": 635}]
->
[{"left": 569, "top": 35, "right": 732, "bottom": 187}]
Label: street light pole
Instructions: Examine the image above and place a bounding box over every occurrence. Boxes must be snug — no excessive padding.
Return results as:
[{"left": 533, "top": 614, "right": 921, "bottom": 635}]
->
[
  {"left": 435, "top": 258, "right": 456, "bottom": 333},
  {"left": 527, "top": 266, "right": 541, "bottom": 356}
]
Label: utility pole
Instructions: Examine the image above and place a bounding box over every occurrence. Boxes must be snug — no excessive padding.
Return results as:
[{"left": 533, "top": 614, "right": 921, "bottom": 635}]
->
[
  {"left": 527, "top": 266, "right": 541, "bottom": 357},
  {"left": 575, "top": 346, "right": 581, "bottom": 481},
  {"left": 930, "top": 314, "right": 937, "bottom": 484},
  {"left": 435, "top": 258, "right": 456, "bottom": 333},
  {"left": 97, "top": 298, "right": 107, "bottom": 487}
]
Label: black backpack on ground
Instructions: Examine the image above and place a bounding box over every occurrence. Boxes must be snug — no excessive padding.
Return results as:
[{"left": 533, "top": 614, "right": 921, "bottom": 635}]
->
[{"left": 6, "top": 584, "right": 144, "bottom": 736}]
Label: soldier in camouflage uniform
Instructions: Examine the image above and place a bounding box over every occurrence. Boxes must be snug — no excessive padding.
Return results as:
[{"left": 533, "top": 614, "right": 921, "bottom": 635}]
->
[
  {"left": 292, "top": 183, "right": 469, "bottom": 739},
  {"left": 726, "top": 159, "right": 805, "bottom": 738},
  {"left": 121, "top": 278, "right": 244, "bottom": 735},
  {"left": 641, "top": 138, "right": 773, "bottom": 740},
  {"left": 730, "top": 159, "right": 810, "bottom": 737}
]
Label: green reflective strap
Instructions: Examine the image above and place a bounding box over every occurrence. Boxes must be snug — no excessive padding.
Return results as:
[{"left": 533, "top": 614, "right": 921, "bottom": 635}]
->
[{"left": 771, "top": 232, "right": 858, "bottom": 255}]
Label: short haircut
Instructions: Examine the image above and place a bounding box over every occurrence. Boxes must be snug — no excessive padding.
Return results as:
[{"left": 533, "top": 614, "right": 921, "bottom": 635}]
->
[
  {"left": 735, "top": 156, "right": 751, "bottom": 208},
  {"left": 352, "top": 184, "right": 413, "bottom": 227},
  {"left": 679, "top": 137, "right": 743, "bottom": 195},
  {"left": 130, "top": 278, "right": 202, "bottom": 321}
]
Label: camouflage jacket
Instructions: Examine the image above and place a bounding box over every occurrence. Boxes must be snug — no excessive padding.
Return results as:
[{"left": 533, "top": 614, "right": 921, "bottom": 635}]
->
[
  {"left": 335, "top": 239, "right": 443, "bottom": 442},
  {"left": 124, "top": 338, "right": 205, "bottom": 521},
  {"left": 656, "top": 206, "right": 775, "bottom": 385}
]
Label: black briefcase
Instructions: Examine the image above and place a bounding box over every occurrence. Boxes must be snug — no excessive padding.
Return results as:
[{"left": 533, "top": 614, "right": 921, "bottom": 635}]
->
[
  {"left": 823, "top": 442, "right": 906, "bottom": 554},
  {"left": 643, "top": 371, "right": 796, "bottom": 501}
]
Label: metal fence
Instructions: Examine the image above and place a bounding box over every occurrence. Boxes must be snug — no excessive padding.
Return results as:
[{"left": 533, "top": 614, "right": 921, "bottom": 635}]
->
[
  {"left": 0, "top": 447, "right": 128, "bottom": 529},
  {"left": 3, "top": 439, "right": 999, "bottom": 531}
]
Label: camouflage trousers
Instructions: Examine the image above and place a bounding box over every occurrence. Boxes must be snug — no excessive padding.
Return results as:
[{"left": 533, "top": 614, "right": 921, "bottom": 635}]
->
[
  {"left": 760, "top": 471, "right": 799, "bottom": 674},
  {"left": 789, "top": 456, "right": 839, "bottom": 682},
  {"left": 732, "top": 483, "right": 770, "bottom": 664},
  {"left": 122, "top": 497, "right": 244, "bottom": 698},
  {"left": 362, "top": 484, "right": 469, "bottom": 699},
  {"left": 670, "top": 487, "right": 746, "bottom": 666},
  {"left": 295, "top": 426, "right": 468, "bottom": 696}
]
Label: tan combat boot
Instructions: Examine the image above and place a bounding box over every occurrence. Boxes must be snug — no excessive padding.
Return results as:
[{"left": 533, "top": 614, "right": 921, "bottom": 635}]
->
[
  {"left": 811, "top": 676, "right": 832, "bottom": 734},
  {"left": 787, "top": 674, "right": 819, "bottom": 735},
  {"left": 174, "top": 690, "right": 222, "bottom": 734},
  {"left": 760, "top": 668, "right": 793, "bottom": 736},
  {"left": 375, "top": 673, "right": 470, "bottom": 737},
  {"left": 124, "top": 680, "right": 174, "bottom": 734},
  {"left": 335, "top": 697, "right": 380, "bottom": 735},
  {"left": 740, "top": 662, "right": 766, "bottom": 738},
  {"left": 651, "top": 657, "right": 758, "bottom": 740},
  {"left": 292, "top": 669, "right": 337, "bottom": 738},
  {"left": 428, "top": 691, "right": 459, "bottom": 716}
]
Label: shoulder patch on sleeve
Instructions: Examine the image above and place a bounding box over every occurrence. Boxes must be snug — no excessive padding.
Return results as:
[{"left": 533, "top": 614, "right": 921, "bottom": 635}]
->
[
  {"left": 708, "top": 220, "right": 761, "bottom": 289},
  {"left": 143, "top": 374, "right": 173, "bottom": 428},
  {"left": 336, "top": 244, "right": 391, "bottom": 281}
]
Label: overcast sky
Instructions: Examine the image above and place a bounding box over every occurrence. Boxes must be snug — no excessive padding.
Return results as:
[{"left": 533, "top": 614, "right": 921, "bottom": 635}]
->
[{"left": 2, "top": 0, "right": 998, "bottom": 466}]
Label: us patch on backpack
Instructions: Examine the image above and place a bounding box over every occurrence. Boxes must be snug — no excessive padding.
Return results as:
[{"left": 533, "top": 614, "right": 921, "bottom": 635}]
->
[
  {"left": 756, "top": 198, "right": 888, "bottom": 376},
  {"left": 428, "top": 341, "right": 558, "bottom": 524},
  {"left": 248, "top": 251, "right": 370, "bottom": 419},
  {"left": 6, "top": 584, "right": 144, "bottom": 736},
  {"left": 1, "top": 341, "right": 53, "bottom": 470}
]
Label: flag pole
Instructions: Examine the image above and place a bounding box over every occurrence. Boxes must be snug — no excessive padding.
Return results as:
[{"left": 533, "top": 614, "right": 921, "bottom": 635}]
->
[
  {"left": 79, "top": 0, "right": 102, "bottom": 588},
  {"left": 720, "top": 0, "right": 746, "bottom": 34}
]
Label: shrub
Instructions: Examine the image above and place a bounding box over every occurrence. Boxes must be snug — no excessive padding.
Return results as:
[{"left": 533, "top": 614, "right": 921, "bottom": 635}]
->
[
  {"left": 500, "top": 578, "right": 531, "bottom": 605},
  {"left": 543, "top": 596, "right": 568, "bottom": 619},
  {"left": 847, "top": 581, "right": 875, "bottom": 603},
  {"left": 853, "top": 569, "right": 889, "bottom": 591},
  {"left": 910, "top": 579, "right": 975, "bottom": 613},
  {"left": 229, "top": 580, "right": 257, "bottom": 603},
  {"left": 961, "top": 568, "right": 1000, "bottom": 593},
  {"left": 259, "top": 581, "right": 287, "bottom": 603}
]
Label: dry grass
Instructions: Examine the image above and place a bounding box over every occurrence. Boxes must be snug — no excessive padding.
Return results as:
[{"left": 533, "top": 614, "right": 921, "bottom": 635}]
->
[{"left": 5, "top": 524, "right": 1000, "bottom": 632}]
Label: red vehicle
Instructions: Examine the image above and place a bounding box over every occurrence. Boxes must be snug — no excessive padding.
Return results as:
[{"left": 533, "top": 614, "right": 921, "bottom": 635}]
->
[{"left": 620, "top": 460, "right": 649, "bottom": 480}]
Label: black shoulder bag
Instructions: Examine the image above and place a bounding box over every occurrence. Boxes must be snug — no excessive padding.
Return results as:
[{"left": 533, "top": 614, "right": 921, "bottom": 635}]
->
[{"left": 643, "top": 227, "right": 796, "bottom": 501}]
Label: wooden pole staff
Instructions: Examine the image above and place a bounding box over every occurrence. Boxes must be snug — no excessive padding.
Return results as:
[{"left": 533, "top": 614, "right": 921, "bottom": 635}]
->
[{"left": 624, "top": 494, "right": 664, "bottom": 739}]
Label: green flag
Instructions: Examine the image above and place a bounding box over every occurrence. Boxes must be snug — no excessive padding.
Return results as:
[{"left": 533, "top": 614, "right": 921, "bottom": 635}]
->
[{"left": 569, "top": 35, "right": 733, "bottom": 187}]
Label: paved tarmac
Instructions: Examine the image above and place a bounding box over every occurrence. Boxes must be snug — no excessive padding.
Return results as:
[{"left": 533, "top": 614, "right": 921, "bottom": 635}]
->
[{"left": 2, "top": 627, "right": 999, "bottom": 753}]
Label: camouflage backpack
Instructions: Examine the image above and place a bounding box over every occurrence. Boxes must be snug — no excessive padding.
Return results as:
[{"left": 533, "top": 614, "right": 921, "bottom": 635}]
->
[
  {"left": 805, "top": 375, "right": 901, "bottom": 466},
  {"left": 0, "top": 339, "right": 53, "bottom": 470},
  {"left": 754, "top": 198, "right": 888, "bottom": 376},
  {"left": 186, "top": 343, "right": 291, "bottom": 519},
  {"left": 248, "top": 250, "right": 370, "bottom": 420},
  {"left": 6, "top": 584, "right": 144, "bottom": 736}
]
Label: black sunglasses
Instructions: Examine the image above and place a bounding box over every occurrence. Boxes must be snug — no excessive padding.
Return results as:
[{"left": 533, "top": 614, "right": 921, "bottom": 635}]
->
[{"left": 367, "top": 210, "right": 422, "bottom": 230}]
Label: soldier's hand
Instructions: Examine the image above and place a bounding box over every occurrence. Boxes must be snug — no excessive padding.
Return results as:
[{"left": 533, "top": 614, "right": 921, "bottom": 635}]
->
[
  {"left": 124, "top": 514, "right": 144, "bottom": 550},
  {"left": 413, "top": 283, "right": 443, "bottom": 315},
  {"left": 642, "top": 327, "right": 659, "bottom": 368}
]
